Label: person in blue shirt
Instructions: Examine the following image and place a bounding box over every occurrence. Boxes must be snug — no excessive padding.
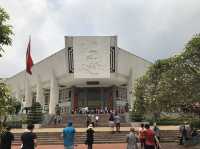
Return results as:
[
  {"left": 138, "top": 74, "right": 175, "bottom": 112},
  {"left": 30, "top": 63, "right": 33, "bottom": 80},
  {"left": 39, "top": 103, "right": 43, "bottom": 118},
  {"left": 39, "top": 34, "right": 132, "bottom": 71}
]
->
[{"left": 63, "top": 121, "right": 76, "bottom": 149}]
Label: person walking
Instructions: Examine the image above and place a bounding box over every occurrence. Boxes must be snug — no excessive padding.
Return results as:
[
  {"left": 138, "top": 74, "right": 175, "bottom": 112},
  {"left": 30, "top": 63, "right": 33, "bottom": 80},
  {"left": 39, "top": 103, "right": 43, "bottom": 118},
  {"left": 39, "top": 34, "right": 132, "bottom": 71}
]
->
[
  {"left": 62, "top": 121, "right": 76, "bottom": 149},
  {"left": 139, "top": 123, "right": 145, "bottom": 149},
  {"left": 86, "top": 115, "right": 91, "bottom": 127},
  {"left": 144, "top": 124, "right": 161, "bottom": 149},
  {"left": 95, "top": 115, "right": 99, "bottom": 127},
  {"left": 21, "top": 124, "right": 37, "bottom": 149},
  {"left": 85, "top": 124, "right": 94, "bottom": 149},
  {"left": 153, "top": 123, "right": 160, "bottom": 149},
  {"left": 126, "top": 128, "right": 138, "bottom": 149},
  {"left": 91, "top": 114, "right": 95, "bottom": 127},
  {"left": 114, "top": 112, "right": 121, "bottom": 133},
  {"left": 109, "top": 112, "right": 115, "bottom": 133},
  {"left": 0, "top": 126, "right": 14, "bottom": 149}
]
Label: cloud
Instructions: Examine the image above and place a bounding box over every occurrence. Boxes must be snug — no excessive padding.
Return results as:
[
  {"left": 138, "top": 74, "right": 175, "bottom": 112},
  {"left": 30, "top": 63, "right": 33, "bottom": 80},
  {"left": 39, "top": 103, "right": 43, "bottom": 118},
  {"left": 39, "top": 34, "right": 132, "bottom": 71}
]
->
[{"left": 0, "top": 0, "right": 200, "bottom": 77}]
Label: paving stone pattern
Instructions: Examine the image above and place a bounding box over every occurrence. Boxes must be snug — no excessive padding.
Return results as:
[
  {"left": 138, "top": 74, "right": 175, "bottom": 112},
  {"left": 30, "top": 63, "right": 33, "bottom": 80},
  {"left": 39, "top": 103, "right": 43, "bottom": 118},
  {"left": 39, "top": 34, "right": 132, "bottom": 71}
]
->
[{"left": 12, "top": 143, "right": 200, "bottom": 149}]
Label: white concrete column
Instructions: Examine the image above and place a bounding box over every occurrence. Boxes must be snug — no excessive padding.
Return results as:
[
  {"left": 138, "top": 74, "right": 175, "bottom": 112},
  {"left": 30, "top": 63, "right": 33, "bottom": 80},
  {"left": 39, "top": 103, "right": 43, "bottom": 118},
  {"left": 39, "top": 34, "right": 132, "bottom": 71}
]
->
[
  {"left": 36, "top": 75, "right": 44, "bottom": 105},
  {"left": 25, "top": 75, "right": 32, "bottom": 107},
  {"left": 49, "top": 72, "right": 59, "bottom": 114},
  {"left": 127, "top": 68, "right": 134, "bottom": 109}
]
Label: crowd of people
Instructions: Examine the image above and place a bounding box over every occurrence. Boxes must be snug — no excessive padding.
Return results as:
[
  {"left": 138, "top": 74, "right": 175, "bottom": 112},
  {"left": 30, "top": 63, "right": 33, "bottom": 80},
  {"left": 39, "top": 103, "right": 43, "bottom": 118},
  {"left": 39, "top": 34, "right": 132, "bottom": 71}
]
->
[
  {"left": 72, "top": 107, "right": 128, "bottom": 115},
  {"left": 179, "top": 124, "right": 200, "bottom": 145},
  {"left": 0, "top": 122, "right": 161, "bottom": 149},
  {"left": 126, "top": 123, "right": 161, "bottom": 149},
  {"left": 61, "top": 121, "right": 162, "bottom": 149},
  {"left": 1, "top": 120, "right": 200, "bottom": 149}
]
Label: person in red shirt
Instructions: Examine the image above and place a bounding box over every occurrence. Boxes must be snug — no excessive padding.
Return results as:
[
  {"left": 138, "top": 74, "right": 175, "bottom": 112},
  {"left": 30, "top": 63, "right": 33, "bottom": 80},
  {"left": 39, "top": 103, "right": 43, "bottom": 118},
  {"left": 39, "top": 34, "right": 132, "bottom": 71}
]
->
[
  {"left": 144, "top": 124, "right": 157, "bottom": 149},
  {"left": 139, "top": 123, "right": 145, "bottom": 149}
]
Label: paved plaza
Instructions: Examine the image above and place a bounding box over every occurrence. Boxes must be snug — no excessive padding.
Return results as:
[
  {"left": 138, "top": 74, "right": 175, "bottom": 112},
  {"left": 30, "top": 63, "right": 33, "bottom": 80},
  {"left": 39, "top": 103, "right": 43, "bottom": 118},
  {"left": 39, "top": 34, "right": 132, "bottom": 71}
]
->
[{"left": 12, "top": 143, "right": 200, "bottom": 149}]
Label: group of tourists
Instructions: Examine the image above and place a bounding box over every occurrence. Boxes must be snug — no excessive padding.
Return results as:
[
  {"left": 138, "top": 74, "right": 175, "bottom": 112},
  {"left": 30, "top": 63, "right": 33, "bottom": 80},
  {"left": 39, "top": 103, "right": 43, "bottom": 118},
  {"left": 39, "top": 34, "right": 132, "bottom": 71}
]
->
[
  {"left": 0, "top": 124, "right": 37, "bottom": 149},
  {"left": 72, "top": 107, "right": 127, "bottom": 115},
  {"left": 86, "top": 114, "right": 99, "bottom": 127},
  {"left": 54, "top": 114, "right": 63, "bottom": 125},
  {"left": 109, "top": 112, "right": 121, "bottom": 133},
  {"left": 179, "top": 124, "right": 200, "bottom": 145},
  {"left": 126, "top": 123, "right": 161, "bottom": 149},
  {"left": 62, "top": 122, "right": 161, "bottom": 149}
]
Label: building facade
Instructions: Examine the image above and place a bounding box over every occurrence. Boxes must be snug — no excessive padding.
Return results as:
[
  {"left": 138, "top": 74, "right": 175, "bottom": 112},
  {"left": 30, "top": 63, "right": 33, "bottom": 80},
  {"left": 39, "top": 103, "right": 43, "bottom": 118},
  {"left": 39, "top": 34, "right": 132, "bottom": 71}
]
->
[{"left": 6, "top": 36, "right": 151, "bottom": 114}]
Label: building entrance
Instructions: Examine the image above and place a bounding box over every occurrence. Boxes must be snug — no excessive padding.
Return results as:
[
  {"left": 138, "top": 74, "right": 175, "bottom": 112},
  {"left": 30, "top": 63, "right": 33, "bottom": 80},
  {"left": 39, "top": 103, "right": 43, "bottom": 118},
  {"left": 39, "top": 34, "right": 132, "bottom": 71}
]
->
[{"left": 76, "top": 87, "right": 112, "bottom": 109}]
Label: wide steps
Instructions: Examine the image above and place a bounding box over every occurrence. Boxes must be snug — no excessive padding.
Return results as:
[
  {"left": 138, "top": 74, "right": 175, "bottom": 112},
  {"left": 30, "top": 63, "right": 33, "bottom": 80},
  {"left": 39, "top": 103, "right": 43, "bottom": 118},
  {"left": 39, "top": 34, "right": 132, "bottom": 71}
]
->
[
  {"left": 12, "top": 130, "right": 180, "bottom": 145},
  {"left": 45, "top": 114, "right": 130, "bottom": 128},
  {"left": 45, "top": 123, "right": 130, "bottom": 128}
]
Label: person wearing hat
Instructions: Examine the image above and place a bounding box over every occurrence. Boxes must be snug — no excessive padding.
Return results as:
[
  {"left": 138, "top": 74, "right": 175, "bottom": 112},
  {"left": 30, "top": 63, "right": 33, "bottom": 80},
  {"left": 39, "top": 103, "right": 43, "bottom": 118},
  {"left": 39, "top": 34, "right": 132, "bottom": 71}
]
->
[
  {"left": 0, "top": 126, "right": 14, "bottom": 149},
  {"left": 85, "top": 124, "right": 95, "bottom": 149},
  {"left": 62, "top": 121, "right": 76, "bottom": 149},
  {"left": 126, "top": 127, "right": 138, "bottom": 149}
]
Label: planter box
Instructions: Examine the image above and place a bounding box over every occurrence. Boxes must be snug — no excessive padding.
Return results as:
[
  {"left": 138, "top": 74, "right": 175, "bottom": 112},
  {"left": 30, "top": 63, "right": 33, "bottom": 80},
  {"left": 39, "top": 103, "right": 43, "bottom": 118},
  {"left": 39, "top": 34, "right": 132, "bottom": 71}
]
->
[
  {"left": 22, "top": 124, "right": 28, "bottom": 129},
  {"left": 131, "top": 122, "right": 149, "bottom": 127},
  {"left": 22, "top": 124, "right": 41, "bottom": 129},
  {"left": 34, "top": 124, "right": 41, "bottom": 128}
]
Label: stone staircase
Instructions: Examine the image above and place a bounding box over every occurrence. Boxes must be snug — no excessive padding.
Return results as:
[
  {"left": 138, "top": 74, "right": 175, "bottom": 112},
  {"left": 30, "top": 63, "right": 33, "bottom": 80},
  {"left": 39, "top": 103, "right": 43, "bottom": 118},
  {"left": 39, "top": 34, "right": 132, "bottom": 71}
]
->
[
  {"left": 44, "top": 114, "right": 130, "bottom": 128},
  {"left": 12, "top": 130, "right": 180, "bottom": 145}
]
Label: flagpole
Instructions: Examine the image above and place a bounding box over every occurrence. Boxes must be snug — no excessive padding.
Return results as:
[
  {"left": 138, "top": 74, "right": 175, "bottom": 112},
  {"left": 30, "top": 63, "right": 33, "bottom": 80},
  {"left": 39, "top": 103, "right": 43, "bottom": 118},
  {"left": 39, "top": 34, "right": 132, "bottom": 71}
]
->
[
  {"left": 24, "top": 68, "right": 27, "bottom": 111},
  {"left": 24, "top": 36, "right": 31, "bottom": 112}
]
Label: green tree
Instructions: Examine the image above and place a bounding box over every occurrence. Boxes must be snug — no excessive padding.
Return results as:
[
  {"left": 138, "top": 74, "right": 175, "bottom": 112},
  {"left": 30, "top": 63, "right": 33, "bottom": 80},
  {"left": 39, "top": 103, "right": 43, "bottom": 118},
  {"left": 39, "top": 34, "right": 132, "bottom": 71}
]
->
[
  {"left": 0, "top": 80, "right": 20, "bottom": 130},
  {"left": 134, "top": 34, "right": 200, "bottom": 117},
  {"left": 0, "top": 7, "right": 13, "bottom": 57},
  {"left": 0, "top": 7, "right": 15, "bottom": 132}
]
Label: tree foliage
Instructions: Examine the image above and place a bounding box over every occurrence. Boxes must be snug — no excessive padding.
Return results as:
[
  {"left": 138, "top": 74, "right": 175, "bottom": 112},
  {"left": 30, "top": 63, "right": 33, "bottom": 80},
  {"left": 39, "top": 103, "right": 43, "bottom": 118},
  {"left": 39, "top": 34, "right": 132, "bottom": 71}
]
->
[
  {"left": 134, "top": 34, "right": 200, "bottom": 115},
  {"left": 0, "top": 7, "right": 13, "bottom": 57},
  {"left": 0, "top": 80, "right": 21, "bottom": 130}
]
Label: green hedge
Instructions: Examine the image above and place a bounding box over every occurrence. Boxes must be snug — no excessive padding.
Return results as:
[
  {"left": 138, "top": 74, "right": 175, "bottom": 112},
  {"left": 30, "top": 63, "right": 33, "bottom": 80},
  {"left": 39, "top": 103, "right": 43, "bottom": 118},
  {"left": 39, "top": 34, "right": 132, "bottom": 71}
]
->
[
  {"left": 146, "top": 117, "right": 200, "bottom": 128},
  {"left": 130, "top": 111, "right": 144, "bottom": 122},
  {"left": 5, "top": 121, "right": 22, "bottom": 128},
  {"left": 191, "top": 119, "right": 200, "bottom": 129}
]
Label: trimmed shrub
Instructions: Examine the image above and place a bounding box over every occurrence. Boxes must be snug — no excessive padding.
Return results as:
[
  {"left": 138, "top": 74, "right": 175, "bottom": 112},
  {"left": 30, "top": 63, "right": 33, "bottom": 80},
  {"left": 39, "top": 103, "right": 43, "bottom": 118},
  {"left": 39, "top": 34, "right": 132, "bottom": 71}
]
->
[
  {"left": 130, "top": 111, "right": 144, "bottom": 122},
  {"left": 27, "top": 102, "right": 43, "bottom": 124},
  {"left": 190, "top": 119, "right": 200, "bottom": 129}
]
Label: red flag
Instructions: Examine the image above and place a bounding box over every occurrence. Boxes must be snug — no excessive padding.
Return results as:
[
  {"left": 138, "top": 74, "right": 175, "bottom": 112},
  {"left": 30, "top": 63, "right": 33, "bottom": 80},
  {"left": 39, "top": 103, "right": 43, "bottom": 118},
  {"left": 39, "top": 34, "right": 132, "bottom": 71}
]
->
[{"left": 26, "top": 38, "right": 33, "bottom": 75}]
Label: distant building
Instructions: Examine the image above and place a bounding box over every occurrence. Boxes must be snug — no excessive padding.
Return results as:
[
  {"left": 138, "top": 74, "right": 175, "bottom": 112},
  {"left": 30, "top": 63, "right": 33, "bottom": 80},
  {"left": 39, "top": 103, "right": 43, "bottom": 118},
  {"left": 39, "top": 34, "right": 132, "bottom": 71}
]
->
[{"left": 5, "top": 36, "right": 151, "bottom": 114}]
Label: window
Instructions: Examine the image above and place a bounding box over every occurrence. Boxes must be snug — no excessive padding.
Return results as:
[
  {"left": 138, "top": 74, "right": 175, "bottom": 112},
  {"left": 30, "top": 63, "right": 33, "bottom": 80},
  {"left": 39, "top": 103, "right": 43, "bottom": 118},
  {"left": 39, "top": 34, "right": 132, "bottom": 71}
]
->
[
  {"left": 59, "top": 88, "right": 71, "bottom": 103},
  {"left": 68, "top": 47, "right": 74, "bottom": 73},
  {"left": 110, "top": 47, "right": 115, "bottom": 72},
  {"left": 32, "top": 92, "right": 36, "bottom": 103},
  {"left": 44, "top": 92, "right": 50, "bottom": 105},
  {"left": 116, "top": 90, "right": 119, "bottom": 98},
  {"left": 69, "top": 91, "right": 71, "bottom": 98}
]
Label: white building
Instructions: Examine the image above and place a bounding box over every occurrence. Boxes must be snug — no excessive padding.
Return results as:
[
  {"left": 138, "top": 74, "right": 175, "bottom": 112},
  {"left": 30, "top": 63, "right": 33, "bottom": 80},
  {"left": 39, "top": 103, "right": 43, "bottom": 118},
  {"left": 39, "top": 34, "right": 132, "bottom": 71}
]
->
[{"left": 6, "top": 36, "right": 151, "bottom": 114}]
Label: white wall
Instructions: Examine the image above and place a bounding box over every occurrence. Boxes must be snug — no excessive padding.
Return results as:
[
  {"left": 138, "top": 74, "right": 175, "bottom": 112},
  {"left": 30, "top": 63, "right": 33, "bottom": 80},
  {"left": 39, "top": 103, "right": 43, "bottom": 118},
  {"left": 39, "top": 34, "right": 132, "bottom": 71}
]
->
[
  {"left": 117, "top": 48, "right": 151, "bottom": 78},
  {"left": 6, "top": 48, "right": 67, "bottom": 94},
  {"left": 73, "top": 36, "right": 111, "bottom": 79}
]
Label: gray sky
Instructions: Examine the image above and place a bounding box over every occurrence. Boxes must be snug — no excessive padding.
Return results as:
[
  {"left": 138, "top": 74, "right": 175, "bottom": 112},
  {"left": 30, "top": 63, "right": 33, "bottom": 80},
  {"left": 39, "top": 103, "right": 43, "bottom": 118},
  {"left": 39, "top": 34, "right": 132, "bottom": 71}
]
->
[{"left": 0, "top": 0, "right": 200, "bottom": 77}]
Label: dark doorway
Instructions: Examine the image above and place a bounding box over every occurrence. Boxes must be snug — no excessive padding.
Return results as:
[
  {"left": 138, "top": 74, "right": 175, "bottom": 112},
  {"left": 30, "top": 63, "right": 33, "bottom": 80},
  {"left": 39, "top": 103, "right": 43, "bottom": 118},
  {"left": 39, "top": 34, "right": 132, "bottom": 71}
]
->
[{"left": 76, "top": 87, "right": 112, "bottom": 109}]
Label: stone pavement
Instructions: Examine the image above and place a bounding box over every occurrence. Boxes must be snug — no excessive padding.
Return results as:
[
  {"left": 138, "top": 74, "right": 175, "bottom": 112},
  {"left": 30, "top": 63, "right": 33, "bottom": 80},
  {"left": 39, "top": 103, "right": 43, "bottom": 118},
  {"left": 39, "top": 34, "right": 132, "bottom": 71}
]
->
[
  {"left": 12, "top": 143, "right": 200, "bottom": 149},
  {"left": 12, "top": 125, "right": 179, "bottom": 133}
]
